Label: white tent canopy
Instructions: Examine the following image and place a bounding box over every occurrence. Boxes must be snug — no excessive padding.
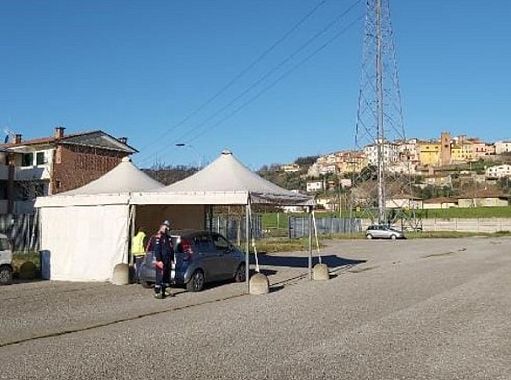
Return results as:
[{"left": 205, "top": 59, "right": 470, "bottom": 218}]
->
[
  {"left": 35, "top": 157, "right": 164, "bottom": 282},
  {"left": 36, "top": 157, "right": 164, "bottom": 207},
  {"left": 131, "top": 150, "right": 313, "bottom": 206}
]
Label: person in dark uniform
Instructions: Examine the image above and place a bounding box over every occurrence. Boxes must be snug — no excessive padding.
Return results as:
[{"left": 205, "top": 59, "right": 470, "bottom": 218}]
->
[{"left": 153, "top": 220, "right": 174, "bottom": 299}]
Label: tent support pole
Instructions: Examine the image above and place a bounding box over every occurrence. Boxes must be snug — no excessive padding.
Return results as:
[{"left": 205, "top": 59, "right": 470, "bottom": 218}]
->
[
  {"left": 308, "top": 206, "right": 313, "bottom": 280},
  {"left": 129, "top": 204, "right": 136, "bottom": 267},
  {"left": 245, "top": 200, "right": 251, "bottom": 293},
  {"left": 208, "top": 205, "right": 213, "bottom": 232},
  {"left": 128, "top": 205, "right": 137, "bottom": 283}
]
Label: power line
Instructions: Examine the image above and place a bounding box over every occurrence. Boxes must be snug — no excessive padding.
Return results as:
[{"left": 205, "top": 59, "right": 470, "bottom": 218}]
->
[
  {"left": 136, "top": 0, "right": 327, "bottom": 154},
  {"left": 170, "top": 0, "right": 361, "bottom": 143},
  {"left": 138, "top": 0, "right": 362, "bottom": 166},
  {"left": 142, "top": 15, "right": 362, "bottom": 166},
  {"left": 185, "top": 16, "right": 363, "bottom": 144}
]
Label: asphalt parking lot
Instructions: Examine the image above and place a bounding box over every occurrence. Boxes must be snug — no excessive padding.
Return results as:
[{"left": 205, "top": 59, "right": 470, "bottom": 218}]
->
[{"left": 1, "top": 237, "right": 511, "bottom": 379}]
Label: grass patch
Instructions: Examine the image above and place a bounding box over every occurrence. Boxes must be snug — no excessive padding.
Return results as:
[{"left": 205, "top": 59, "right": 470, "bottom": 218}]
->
[
  {"left": 406, "top": 230, "right": 511, "bottom": 239},
  {"left": 261, "top": 208, "right": 511, "bottom": 230},
  {"left": 241, "top": 229, "right": 511, "bottom": 254},
  {"left": 12, "top": 251, "right": 40, "bottom": 275},
  {"left": 249, "top": 237, "right": 318, "bottom": 253}
]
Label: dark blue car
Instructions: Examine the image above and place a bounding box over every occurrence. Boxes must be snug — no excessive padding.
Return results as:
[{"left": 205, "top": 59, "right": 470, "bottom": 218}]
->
[{"left": 138, "top": 230, "right": 246, "bottom": 292}]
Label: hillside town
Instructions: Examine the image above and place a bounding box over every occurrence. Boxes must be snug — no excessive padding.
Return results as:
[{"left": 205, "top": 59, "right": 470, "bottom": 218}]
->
[
  {"left": 303, "top": 132, "right": 511, "bottom": 178},
  {"left": 269, "top": 132, "right": 511, "bottom": 213}
]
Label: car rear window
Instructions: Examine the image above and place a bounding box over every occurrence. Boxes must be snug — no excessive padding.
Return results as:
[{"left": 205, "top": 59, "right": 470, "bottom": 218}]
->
[{"left": 193, "top": 234, "right": 214, "bottom": 253}]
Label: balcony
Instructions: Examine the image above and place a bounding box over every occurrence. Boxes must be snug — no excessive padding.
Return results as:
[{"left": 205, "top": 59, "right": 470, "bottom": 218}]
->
[{"left": 15, "top": 165, "right": 51, "bottom": 181}]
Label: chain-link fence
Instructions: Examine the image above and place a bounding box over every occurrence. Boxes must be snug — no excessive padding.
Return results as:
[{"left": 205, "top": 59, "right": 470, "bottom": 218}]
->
[
  {"left": 0, "top": 211, "right": 40, "bottom": 252},
  {"left": 288, "top": 216, "right": 362, "bottom": 238},
  {"left": 211, "top": 214, "right": 263, "bottom": 245}
]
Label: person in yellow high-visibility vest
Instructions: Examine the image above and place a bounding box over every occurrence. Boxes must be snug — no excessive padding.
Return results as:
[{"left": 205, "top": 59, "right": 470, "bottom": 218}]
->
[{"left": 131, "top": 227, "right": 147, "bottom": 282}]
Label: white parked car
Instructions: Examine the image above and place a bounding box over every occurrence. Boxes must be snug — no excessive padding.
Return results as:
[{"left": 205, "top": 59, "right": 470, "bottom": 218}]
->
[
  {"left": 366, "top": 225, "right": 406, "bottom": 240},
  {"left": 0, "top": 233, "right": 13, "bottom": 285}
]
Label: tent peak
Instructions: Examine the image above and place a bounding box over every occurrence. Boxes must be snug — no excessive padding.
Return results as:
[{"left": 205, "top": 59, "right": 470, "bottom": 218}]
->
[
  {"left": 221, "top": 149, "right": 232, "bottom": 156},
  {"left": 122, "top": 156, "right": 131, "bottom": 162}
]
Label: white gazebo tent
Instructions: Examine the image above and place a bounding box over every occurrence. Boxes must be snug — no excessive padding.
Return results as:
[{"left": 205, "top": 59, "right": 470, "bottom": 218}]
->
[
  {"left": 36, "top": 150, "right": 315, "bottom": 287},
  {"left": 130, "top": 150, "right": 315, "bottom": 289},
  {"left": 35, "top": 157, "right": 164, "bottom": 281}
]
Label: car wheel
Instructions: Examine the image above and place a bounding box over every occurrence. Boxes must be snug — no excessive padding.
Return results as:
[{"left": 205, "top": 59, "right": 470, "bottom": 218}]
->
[
  {"left": 234, "top": 263, "right": 246, "bottom": 283},
  {"left": 366, "top": 234, "right": 373, "bottom": 240},
  {"left": 140, "top": 280, "right": 153, "bottom": 289},
  {"left": 390, "top": 234, "right": 397, "bottom": 240},
  {"left": 0, "top": 265, "right": 13, "bottom": 285},
  {"left": 186, "top": 270, "right": 205, "bottom": 292}
]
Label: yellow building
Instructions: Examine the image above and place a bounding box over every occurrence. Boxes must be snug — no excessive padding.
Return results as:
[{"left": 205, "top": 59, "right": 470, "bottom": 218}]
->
[
  {"left": 335, "top": 152, "right": 367, "bottom": 174},
  {"left": 451, "top": 145, "right": 463, "bottom": 162},
  {"left": 418, "top": 141, "right": 441, "bottom": 166},
  {"left": 451, "top": 141, "right": 474, "bottom": 162},
  {"left": 461, "top": 141, "right": 474, "bottom": 161}
]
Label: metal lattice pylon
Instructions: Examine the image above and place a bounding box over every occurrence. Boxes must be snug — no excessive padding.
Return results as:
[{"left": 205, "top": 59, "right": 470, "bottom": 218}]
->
[{"left": 352, "top": 0, "right": 421, "bottom": 230}]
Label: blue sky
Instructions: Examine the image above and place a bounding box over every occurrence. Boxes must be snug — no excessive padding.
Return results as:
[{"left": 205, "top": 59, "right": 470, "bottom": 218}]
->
[{"left": 1, "top": 1, "right": 510, "bottom": 169}]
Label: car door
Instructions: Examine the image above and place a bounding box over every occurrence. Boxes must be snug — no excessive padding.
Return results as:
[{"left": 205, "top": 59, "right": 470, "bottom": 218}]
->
[
  {"left": 211, "top": 233, "right": 237, "bottom": 280},
  {"left": 193, "top": 233, "right": 222, "bottom": 281},
  {"left": 383, "top": 226, "right": 394, "bottom": 238},
  {"left": 374, "top": 226, "right": 385, "bottom": 238}
]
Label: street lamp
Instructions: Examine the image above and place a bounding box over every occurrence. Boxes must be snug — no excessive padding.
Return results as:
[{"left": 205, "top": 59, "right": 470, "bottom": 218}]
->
[{"left": 175, "top": 143, "right": 203, "bottom": 168}]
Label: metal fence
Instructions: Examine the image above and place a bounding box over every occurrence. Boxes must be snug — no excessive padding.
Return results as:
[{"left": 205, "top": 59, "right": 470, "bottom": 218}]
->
[
  {"left": 288, "top": 216, "right": 363, "bottom": 238},
  {"left": 0, "top": 211, "right": 40, "bottom": 252},
  {"left": 212, "top": 214, "right": 263, "bottom": 244}
]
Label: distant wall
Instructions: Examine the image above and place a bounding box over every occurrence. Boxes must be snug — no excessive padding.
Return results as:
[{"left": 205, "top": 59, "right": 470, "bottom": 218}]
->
[
  {"left": 421, "top": 218, "right": 511, "bottom": 232},
  {"left": 360, "top": 218, "right": 511, "bottom": 233}
]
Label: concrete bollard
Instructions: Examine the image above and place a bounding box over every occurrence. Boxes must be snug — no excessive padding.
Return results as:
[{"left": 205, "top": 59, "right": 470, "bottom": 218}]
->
[
  {"left": 249, "top": 273, "right": 269, "bottom": 295},
  {"left": 313, "top": 263, "right": 330, "bottom": 281},
  {"left": 111, "top": 263, "right": 129, "bottom": 285}
]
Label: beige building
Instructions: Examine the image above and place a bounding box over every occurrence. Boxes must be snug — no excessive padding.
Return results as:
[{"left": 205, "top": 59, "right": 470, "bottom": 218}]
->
[
  {"left": 280, "top": 163, "right": 301, "bottom": 173},
  {"left": 335, "top": 151, "right": 367, "bottom": 174},
  {"left": 495, "top": 141, "right": 511, "bottom": 154},
  {"left": 422, "top": 197, "right": 458, "bottom": 209},
  {"left": 472, "top": 141, "right": 495, "bottom": 158}
]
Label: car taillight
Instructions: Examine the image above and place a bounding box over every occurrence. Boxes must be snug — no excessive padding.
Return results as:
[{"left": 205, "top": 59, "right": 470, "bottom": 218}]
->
[{"left": 181, "top": 239, "right": 194, "bottom": 260}]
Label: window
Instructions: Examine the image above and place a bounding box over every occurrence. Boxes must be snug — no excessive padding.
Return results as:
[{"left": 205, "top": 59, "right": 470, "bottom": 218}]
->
[
  {"left": 193, "top": 235, "right": 214, "bottom": 253},
  {"left": 21, "top": 153, "right": 33, "bottom": 167},
  {"left": 212, "top": 234, "right": 231, "bottom": 252},
  {"left": 36, "top": 152, "right": 46, "bottom": 165}
]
